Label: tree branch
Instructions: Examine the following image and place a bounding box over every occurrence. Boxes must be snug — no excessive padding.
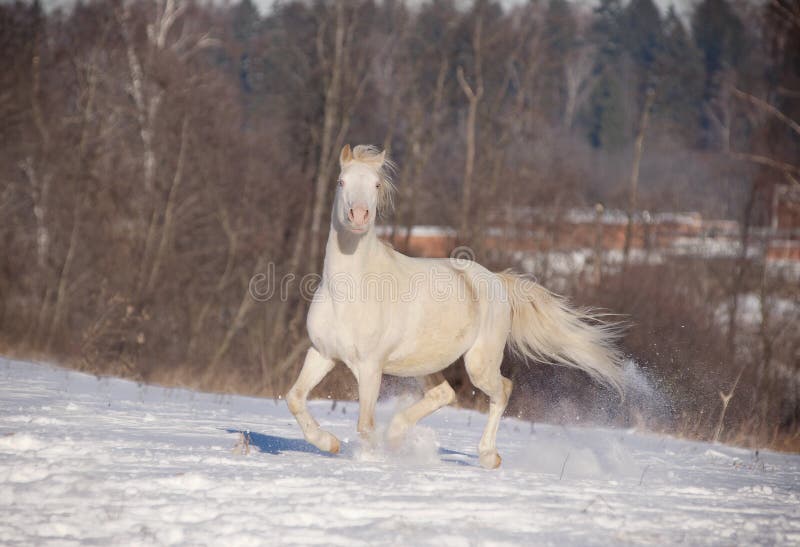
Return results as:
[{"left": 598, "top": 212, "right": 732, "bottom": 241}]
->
[
  {"left": 732, "top": 87, "right": 800, "bottom": 139},
  {"left": 729, "top": 151, "right": 800, "bottom": 185}
]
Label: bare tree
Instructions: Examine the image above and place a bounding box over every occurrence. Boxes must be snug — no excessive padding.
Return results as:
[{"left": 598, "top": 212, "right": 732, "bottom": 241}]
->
[
  {"left": 623, "top": 87, "right": 656, "bottom": 267},
  {"left": 457, "top": 10, "right": 484, "bottom": 244},
  {"left": 118, "top": 0, "right": 217, "bottom": 298},
  {"left": 397, "top": 53, "right": 449, "bottom": 252},
  {"left": 563, "top": 43, "right": 598, "bottom": 129},
  {"left": 730, "top": 87, "right": 800, "bottom": 186},
  {"left": 307, "top": 0, "right": 348, "bottom": 272}
]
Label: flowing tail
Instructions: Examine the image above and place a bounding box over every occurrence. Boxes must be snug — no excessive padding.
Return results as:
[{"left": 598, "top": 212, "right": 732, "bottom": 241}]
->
[{"left": 496, "top": 271, "right": 626, "bottom": 395}]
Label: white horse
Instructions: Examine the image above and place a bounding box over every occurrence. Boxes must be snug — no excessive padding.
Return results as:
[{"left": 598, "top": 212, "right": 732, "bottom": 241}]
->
[{"left": 287, "top": 144, "right": 624, "bottom": 469}]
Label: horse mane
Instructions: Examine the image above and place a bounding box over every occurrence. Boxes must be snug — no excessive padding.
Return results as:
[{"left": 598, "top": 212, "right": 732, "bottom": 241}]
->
[{"left": 351, "top": 144, "right": 397, "bottom": 218}]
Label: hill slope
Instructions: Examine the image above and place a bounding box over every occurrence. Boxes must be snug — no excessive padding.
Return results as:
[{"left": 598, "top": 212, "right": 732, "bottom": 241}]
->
[{"left": 1, "top": 358, "right": 798, "bottom": 545}]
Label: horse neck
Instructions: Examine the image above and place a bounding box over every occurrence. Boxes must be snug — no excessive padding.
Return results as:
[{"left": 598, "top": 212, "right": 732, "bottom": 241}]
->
[{"left": 322, "top": 224, "right": 384, "bottom": 280}]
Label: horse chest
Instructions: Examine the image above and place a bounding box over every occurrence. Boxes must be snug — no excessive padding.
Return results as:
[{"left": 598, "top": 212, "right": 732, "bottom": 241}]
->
[{"left": 307, "top": 295, "right": 389, "bottom": 365}]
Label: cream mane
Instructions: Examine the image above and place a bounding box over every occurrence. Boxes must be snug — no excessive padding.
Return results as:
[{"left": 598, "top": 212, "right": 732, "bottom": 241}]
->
[{"left": 350, "top": 144, "right": 397, "bottom": 218}]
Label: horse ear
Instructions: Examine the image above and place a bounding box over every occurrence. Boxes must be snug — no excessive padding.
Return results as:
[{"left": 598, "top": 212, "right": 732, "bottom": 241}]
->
[{"left": 340, "top": 144, "right": 353, "bottom": 167}]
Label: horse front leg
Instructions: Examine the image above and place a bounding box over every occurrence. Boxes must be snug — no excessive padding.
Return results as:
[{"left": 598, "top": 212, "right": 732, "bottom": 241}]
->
[
  {"left": 286, "top": 347, "right": 340, "bottom": 453},
  {"left": 356, "top": 366, "right": 382, "bottom": 442}
]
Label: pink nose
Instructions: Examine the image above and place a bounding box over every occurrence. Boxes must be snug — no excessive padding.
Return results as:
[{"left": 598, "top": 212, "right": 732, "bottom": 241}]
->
[{"left": 348, "top": 206, "right": 369, "bottom": 227}]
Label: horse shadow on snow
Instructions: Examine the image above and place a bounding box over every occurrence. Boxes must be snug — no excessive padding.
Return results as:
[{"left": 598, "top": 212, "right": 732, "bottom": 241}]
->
[{"left": 224, "top": 428, "right": 477, "bottom": 465}]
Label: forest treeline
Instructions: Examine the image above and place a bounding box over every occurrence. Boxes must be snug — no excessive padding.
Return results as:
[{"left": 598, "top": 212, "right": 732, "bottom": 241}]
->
[{"left": 1, "top": 0, "right": 798, "bottom": 449}]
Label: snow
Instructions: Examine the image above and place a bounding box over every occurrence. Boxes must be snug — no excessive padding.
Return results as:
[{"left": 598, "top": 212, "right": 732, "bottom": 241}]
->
[
  {"left": 1, "top": 357, "right": 799, "bottom": 545},
  {"left": 714, "top": 292, "right": 799, "bottom": 328},
  {"left": 374, "top": 225, "right": 458, "bottom": 238}
]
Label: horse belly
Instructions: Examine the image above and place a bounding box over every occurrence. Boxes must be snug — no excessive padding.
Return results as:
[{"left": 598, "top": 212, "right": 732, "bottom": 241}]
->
[
  {"left": 382, "top": 299, "right": 477, "bottom": 377},
  {"left": 382, "top": 350, "right": 463, "bottom": 377}
]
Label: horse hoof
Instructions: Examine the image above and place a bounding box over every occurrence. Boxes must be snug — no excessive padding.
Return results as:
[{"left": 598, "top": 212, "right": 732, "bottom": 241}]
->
[
  {"left": 479, "top": 450, "right": 502, "bottom": 469},
  {"left": 311, "top": 430, "right": 340, "bottom": 454}
]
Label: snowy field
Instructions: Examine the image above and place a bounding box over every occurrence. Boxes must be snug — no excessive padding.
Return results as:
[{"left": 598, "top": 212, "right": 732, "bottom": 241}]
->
[{"left": 1, "top": 357, "right": 799, "bottom": 546}]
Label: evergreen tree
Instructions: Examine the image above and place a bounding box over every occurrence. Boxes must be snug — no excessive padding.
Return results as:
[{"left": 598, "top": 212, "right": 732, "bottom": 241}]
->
[
  {"left": 620, "top": 0, "right": 663, "bottom": 132},
  {"left": 622, "top": 0, "right": 663, "bottom": 77},
  {"left": 592, "top": 0, "right": 625, "bottom": 62},
  {"left": 232, "top": 0, "right": 260, "bottom": 44},
  {"left": 691, "top": 0, "right": 746, "bottom": 145},
  {"left": 585, "top": 72, "right": 628, "bottom": 149},
  {"left": 544, "top": 0, "right": 577, "bottom": 53},
  {"left": 583, "top": 0, "right": 628, "bottom": 149},
  {"left": 540, "top": 0, "right": 579, "bottom": 126},
  {"left": 692, "top": 0, "right": 745, "bottom": 79},
  {"left": 232, "top": 0, "right": 261, "bottom": 94},
  {"left": 654, "top": 6, "right": 705, "bottom": 143}
]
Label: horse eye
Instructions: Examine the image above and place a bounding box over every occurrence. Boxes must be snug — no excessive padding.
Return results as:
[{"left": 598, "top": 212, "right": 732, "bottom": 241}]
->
[
  {"left": 337, "top": 179, "right": 344, "bottom": 187},
  {"left": 375, "top": 182, "right": 380, "bottom": 188}
]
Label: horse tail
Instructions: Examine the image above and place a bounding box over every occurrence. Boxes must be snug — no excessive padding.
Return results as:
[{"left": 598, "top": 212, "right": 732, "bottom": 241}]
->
[{"left": 496, "top": 271, "right": 626, "bottom": 396}]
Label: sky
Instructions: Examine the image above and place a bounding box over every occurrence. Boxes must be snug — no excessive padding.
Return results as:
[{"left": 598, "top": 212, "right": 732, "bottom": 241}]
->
[{"left": 251, "top": 0, "right": 695, "bottom": 17}]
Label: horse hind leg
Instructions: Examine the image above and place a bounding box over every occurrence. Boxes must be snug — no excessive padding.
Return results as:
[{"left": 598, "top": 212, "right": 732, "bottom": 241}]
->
[
  {"left": 286, "top": 347, "right": 340, "bottom": 453},
  {"left": 386, "top": 375, "right": 456, "bottom": 448},
  {"left": 464, "top": 342, "right": 513, "bottom": 469}
]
